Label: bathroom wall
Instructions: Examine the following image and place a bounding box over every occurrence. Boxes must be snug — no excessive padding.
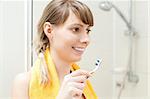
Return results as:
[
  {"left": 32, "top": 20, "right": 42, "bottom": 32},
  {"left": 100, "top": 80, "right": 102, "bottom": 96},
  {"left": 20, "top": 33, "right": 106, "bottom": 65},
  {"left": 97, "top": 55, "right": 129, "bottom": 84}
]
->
[
  {"left": 112, "top": 1, "right": 149, "bottom": 99},
  {"left": 148, "top": 0, "right": 150, "bottom": 97},
  {"left": 0, "top": 0, "right": 26, "bottom": 98},
  {"left": 0, "top": 0, "right": 3, "bottom": 96}
]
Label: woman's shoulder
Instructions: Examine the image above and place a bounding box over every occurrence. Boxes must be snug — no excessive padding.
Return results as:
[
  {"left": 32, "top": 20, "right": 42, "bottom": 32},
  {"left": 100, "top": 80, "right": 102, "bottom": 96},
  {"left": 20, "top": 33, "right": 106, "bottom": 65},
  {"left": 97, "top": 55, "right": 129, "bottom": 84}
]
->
[
  {"left": 13, "top": 70, "right": 31, "bottom": 85},
  {"left": 12, "top": 70, "right": 31, "bottom": 98}
]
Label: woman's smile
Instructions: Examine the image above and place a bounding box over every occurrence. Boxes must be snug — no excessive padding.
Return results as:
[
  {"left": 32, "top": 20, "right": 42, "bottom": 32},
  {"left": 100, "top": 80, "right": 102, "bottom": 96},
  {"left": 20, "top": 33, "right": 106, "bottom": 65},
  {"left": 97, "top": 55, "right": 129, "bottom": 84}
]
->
[{"left": 72, "top": 46, "right": 86, "bottom": 55}]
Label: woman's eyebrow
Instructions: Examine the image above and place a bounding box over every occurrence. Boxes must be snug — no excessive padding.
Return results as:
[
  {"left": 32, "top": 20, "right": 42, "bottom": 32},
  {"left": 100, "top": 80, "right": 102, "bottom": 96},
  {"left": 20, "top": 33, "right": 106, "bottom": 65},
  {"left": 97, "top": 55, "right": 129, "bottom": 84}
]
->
[
  {"left": 68, "top": 23, "right": 91, "bottom": 29},
  {"left": 69, "top": 23, "right": 84, "bottom": 27}
]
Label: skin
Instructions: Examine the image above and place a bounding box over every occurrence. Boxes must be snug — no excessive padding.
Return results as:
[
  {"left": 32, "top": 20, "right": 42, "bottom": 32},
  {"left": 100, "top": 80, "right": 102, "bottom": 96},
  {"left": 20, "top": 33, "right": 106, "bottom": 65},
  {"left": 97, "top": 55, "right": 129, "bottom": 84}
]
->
[
  {"left": 12, "top": 71, "right": 31, "bottom": 99},
  {"left": 12, "top": 11, "right": 92, "bottom": 99}
]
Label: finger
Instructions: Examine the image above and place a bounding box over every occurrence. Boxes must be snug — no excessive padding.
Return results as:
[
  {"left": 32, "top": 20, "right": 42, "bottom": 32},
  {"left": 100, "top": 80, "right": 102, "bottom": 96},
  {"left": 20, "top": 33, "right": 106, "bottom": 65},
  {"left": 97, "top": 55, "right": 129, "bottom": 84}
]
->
[
  {"left": 70, "top": 69, "right": 92, "bottom": 77},
  {"left": 70, "top": 75, "right": 87, "bottom": 83},
  {"left": 68, "top": 82, "right": 85, "bottom": 90},
  {"left": 69, "top": 86, "right": 83, "bottom": 97},
  {"left": 73, "top": 94, "right": 82, "bottom": 99}
]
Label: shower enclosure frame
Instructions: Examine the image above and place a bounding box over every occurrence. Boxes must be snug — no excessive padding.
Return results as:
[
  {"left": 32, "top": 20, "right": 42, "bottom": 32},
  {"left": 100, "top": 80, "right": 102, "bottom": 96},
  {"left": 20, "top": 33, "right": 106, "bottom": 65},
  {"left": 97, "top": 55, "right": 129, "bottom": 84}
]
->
[{"left": 25, "top": 0, "right": 33, "bottom": 71}]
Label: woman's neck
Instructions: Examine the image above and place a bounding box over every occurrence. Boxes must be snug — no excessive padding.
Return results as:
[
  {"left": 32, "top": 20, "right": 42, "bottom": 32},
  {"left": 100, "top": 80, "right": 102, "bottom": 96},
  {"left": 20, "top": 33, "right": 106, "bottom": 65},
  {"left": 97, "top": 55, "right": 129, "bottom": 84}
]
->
[{"left": 50, "top": 50, "right": 71, "bottom": 84}]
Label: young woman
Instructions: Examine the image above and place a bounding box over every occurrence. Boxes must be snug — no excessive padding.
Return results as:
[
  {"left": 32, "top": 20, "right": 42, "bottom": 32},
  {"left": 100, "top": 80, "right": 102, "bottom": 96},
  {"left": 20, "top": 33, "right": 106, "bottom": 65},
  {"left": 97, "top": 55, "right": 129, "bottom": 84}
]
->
[{"left": 12, "top": 0, "right": 98, "bottom": 99}]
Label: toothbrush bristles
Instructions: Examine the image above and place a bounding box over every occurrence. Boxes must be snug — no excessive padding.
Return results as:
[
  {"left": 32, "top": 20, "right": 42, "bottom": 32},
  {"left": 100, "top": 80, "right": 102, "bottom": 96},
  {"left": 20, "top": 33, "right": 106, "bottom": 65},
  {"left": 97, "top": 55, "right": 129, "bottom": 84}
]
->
[{"left": 89, "top": 58, "right": 102, "bottom": 74}]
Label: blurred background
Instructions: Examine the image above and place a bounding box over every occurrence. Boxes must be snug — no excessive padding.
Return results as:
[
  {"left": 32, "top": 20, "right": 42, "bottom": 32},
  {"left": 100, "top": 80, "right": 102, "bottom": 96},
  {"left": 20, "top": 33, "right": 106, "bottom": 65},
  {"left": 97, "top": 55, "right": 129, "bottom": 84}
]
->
[{"left": 0, "top": 0, "right": 150, "bottom": 99}]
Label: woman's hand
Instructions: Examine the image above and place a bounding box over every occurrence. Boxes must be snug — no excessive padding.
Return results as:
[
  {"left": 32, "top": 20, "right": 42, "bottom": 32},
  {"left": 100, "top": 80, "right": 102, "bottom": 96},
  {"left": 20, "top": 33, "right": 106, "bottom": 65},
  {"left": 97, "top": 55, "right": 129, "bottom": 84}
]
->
[{"left": 56, "top": 69, "right": 91, "bottom": 99}]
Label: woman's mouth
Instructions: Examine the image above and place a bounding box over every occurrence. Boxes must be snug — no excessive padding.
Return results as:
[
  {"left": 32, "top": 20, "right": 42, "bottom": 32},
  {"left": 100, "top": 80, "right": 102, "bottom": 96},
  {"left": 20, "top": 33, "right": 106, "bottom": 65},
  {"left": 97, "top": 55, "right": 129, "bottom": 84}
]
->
[{"left": 72, "top": 47, "right": 85, "bottom": 55}]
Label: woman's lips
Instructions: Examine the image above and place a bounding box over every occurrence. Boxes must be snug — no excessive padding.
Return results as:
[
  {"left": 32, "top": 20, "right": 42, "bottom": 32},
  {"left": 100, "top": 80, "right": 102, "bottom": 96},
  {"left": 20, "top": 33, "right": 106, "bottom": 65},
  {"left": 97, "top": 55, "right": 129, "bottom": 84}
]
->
[{"left": 72, "top": 47, "right": 85, "bottom": 55}]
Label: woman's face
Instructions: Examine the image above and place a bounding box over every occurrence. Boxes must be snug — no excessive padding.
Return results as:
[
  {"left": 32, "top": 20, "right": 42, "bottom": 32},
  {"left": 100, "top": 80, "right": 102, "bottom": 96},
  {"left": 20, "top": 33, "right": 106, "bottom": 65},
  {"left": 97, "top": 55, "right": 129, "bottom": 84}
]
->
[{"left": 50, "top": 11, "right": 91, "bottom": 63}]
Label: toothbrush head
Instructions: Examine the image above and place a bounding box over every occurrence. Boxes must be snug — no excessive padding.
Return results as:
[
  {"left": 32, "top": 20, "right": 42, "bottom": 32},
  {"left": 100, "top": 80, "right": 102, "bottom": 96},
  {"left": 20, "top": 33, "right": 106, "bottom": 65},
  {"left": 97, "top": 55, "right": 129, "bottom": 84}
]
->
[
  {"left": 89, "top": 59, "right": 102, "bottom": 74},
  {"left": 95, "top": 59, "right": 102, "bottom": 66}
]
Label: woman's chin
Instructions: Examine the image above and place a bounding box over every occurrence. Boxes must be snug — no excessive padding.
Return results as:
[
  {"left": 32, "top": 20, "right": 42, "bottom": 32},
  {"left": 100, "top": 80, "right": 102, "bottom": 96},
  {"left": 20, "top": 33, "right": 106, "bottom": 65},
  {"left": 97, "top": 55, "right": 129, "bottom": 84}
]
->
[{"left": 71, "top": 56, "right": 82, "bottom": 62}]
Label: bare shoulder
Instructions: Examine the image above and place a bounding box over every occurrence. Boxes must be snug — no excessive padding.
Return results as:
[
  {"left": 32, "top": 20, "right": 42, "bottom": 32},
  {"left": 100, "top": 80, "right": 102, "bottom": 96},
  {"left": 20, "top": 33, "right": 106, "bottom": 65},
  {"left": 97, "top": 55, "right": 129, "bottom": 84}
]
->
[
  {"left": 12, "top": 70, "right": 31, "bottom": 99},
  {"left": 13, "top": 71, "right": 31, "bottom": 87}
]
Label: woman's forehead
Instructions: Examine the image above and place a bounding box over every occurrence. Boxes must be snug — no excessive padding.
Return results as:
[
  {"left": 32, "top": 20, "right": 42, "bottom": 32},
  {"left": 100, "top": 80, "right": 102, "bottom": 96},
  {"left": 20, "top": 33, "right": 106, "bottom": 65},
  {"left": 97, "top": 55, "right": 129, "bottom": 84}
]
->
[{"left": 63, "top": 11, "right": 89, "bottom": 27}]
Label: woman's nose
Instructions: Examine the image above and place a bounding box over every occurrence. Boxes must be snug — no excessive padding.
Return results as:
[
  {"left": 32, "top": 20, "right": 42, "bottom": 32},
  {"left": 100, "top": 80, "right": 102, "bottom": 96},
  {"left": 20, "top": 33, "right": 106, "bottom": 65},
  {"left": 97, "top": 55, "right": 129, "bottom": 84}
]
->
[{"left": 79, "top": 33, "right": 90, "bottom": 45}]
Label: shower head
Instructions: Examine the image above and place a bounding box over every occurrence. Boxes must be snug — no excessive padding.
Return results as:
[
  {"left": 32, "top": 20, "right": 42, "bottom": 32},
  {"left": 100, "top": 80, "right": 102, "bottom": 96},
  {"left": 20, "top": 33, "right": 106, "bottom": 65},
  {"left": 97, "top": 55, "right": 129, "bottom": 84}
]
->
[
  {"left": 99, "top": 1, "right": 133, "bottom": 30},
  {"left": 99, "top": 1, "right": 113, "bottom": 11}
]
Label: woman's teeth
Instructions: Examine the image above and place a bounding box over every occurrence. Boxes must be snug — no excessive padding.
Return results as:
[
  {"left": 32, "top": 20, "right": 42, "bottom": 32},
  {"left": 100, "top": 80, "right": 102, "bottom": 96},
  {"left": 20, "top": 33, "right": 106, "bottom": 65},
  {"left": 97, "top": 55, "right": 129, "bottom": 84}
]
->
[{"left": 73, "top": 47, "right": 85, "bottom": 52}]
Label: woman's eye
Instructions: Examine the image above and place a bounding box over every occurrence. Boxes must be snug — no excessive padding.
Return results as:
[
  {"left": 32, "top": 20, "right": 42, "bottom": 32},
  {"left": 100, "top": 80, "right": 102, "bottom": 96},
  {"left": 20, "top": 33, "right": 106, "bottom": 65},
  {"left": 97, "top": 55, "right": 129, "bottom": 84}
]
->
[
  {"left": 72, "top": 27, "right": 80, "bottom": 32},
  {"left": 86, "top": 29, "right": 91, "bottom": 34},
  {"left": 71, "top": 27, "right": 91, "bottom": 34}
]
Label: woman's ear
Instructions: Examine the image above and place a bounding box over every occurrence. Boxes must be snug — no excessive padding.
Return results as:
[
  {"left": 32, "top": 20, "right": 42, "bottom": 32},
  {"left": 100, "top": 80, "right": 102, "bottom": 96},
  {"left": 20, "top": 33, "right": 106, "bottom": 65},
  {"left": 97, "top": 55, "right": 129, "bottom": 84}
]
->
[{"left": 43, "top": 22, "right": 53, "bottom": 39}]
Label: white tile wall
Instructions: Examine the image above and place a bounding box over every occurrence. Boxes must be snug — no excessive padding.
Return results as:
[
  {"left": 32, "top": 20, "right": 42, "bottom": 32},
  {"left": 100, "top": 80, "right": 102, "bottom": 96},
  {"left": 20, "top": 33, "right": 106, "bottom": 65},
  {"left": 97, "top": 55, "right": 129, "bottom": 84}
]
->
[
  {"left": 0, "top": 0, "right": 26, "bottom": 98},
  {"left": 148, "top": 0, "right": 150, "bottom": 98},
  {"left": 0, "top": 0, "right": 3, "bottom": 96},
  {"left": 113, "top": 0, "right": 149, "bottom": 99}
]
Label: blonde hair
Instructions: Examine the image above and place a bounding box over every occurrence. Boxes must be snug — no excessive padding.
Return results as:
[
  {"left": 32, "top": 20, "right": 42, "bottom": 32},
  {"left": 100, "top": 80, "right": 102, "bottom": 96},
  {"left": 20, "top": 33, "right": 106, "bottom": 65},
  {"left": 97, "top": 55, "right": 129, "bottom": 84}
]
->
[{"left": 34, "top": 0, "right": 94, "bottom": 54}]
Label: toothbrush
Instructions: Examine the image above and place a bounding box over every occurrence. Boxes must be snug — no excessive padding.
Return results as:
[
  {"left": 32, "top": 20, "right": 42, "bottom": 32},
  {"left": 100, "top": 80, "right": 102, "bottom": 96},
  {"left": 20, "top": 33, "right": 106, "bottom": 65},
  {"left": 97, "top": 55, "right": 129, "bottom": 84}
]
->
[{"left": 89, "top": 59, "right": 102, "bottom": 74}]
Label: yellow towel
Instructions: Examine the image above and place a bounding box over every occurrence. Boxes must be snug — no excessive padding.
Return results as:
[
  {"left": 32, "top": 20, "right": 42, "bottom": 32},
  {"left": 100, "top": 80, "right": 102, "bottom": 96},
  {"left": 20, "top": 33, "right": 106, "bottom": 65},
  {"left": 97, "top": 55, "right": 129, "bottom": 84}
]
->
[{"left": 29, "top": 48, "right": 98, "bottom": 99}]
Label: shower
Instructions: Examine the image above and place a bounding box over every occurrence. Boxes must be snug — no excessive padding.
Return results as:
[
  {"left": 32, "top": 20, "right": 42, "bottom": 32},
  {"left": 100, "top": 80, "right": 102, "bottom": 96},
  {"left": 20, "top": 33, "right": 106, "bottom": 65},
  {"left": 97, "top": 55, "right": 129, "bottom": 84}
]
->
[
  {"left": 99, "top": 0, "right": 139, "bottom": 98},
  {"left": 99, "top": 1, "right": 132, "bottom": 30}
]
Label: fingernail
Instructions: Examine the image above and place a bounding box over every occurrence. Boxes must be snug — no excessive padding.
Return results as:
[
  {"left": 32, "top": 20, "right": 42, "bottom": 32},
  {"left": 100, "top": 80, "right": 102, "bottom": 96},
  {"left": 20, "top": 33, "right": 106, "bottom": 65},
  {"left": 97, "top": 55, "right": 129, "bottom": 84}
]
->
[
  {"left": 86, "top": 76, "right": 89, "bottom": 79},
  {"left": 86, "top": 75, "right": 91, "bottom": 79}
]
